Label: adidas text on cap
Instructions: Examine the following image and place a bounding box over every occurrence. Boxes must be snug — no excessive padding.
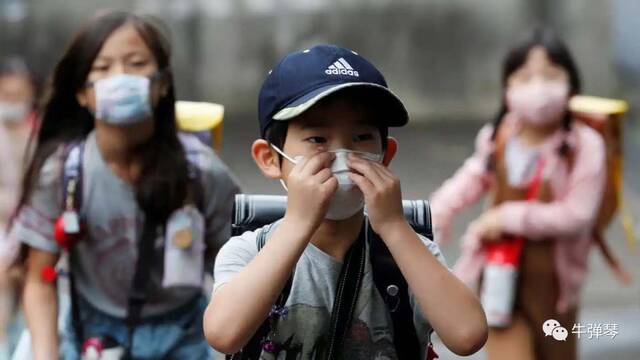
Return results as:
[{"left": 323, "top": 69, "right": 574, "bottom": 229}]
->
[{"left": 258, "top": 44, "right": 409, "bottom": 137}]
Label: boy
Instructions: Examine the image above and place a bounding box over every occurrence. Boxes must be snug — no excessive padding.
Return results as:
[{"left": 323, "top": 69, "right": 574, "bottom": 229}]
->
[{"left": 204, "top": 45, "right": 487, "bottom": 359}]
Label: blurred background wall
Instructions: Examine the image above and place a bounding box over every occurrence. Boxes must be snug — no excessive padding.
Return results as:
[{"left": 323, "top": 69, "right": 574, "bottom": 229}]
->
[{"left": 1, "top": 0, "right": 638, "bottom": 125}]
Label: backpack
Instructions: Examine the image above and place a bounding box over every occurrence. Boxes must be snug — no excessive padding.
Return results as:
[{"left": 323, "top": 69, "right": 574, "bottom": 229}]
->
[
  {"left": 175, "top": 100, "right": 225, "bottom": 152},
  {"left": 228, "top": 194, "right": 438, "bottom": 359},
  {"left": 569, "top": 95, "right": 635, "bottom": 283}
]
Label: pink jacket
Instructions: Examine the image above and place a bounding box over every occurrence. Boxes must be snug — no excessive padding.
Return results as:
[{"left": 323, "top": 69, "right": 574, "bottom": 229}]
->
[
  {"left": 430, "top": 113, "right": 606, "bottom": 313},
  {"left": 0, "top": 122, "right": 30, "bottom": 264}
]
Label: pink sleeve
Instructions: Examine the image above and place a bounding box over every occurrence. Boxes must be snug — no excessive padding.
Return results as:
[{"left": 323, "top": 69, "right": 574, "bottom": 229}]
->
[
  {"left": 430, "top": 125, "right": 494, "bottom": 243},
  {"left": 0, "top": 128, "right": 20, "bottom": 225},
  {"left": 497, "top": 126, "right": 606, "bottom": 240}
]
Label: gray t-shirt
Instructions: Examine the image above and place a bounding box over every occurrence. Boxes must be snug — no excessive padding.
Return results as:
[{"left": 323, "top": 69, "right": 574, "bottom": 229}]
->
[
  {"left": 214, "top": 221, "right": 448, "bottom": 359},
  {"left": 11, "top": 131, "right": 240, "bottom": 317}
]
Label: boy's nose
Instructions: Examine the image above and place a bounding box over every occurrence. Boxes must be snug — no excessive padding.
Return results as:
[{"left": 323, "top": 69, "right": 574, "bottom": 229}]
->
[{"left": 328, "top": 137, "right": 355, "bottom": 151}]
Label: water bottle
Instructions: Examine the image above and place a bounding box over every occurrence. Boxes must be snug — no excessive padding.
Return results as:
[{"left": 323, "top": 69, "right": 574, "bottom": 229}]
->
[{"left": 480, "top": 239, "right": 524, "bottom": 327}]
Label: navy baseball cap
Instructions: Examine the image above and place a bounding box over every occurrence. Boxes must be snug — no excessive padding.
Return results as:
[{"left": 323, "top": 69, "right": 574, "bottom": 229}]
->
[{"left": 258, "top": 44, "right": 409, "bottom": 137}]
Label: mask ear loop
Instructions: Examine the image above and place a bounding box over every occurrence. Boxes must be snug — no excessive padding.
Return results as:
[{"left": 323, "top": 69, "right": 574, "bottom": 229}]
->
[
  {"left": 270, "top": 144, "right": 298, "bottom": 192},
  {"left": 270, "top": 144, "right": 298, "bottom": 164}
]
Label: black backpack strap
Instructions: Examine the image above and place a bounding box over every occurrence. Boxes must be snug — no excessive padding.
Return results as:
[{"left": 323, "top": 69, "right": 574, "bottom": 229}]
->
[
  {"left": 326, "top": 224, "right": 367, "bottom": 359},
  {"left": 123, "top": 218, "right": 160, "bottom": 358},
  {"left": 184, "top": 146, "right": 205, "bottom": 212},
  {"left": 368, "top": 222, "right": 422, "bottom": 358}
]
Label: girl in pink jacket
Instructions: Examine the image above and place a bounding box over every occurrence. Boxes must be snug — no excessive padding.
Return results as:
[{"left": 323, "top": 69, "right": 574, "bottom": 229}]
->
[{"left": 430, "top": 29, "right": 605, "bottom": 360}]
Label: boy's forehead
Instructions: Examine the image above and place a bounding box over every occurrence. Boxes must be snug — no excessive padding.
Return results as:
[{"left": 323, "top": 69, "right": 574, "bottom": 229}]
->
[{"left": 292, "top": 100, "right": 380, "bottom": 129}]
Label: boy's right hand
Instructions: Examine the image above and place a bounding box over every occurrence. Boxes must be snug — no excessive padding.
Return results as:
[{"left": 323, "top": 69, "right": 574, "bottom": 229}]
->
[{"left": 283, "top": 151, "right": 338, "bottom": 235}]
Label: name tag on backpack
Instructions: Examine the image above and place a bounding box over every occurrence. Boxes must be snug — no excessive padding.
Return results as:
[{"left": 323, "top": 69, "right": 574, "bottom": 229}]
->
[{"left": 162, "top": 205, "right": 205, "bottom": 288}]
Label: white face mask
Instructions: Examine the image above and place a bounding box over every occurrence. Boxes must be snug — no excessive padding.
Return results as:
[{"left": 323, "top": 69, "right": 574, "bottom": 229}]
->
[
  {"left": 0, "top": 101, "right": 29, "bottom": 124},
  {"left": 271, "top": 145, "right": 382, "bottom": 220},
  {"left": 93, "top": 74, "right": 152, "bottom": 126}
]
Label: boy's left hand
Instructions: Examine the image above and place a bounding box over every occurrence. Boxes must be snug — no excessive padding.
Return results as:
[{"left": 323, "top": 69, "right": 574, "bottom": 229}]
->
[{"left": 347, "top": 154, "right": 406, "bottom": 236}]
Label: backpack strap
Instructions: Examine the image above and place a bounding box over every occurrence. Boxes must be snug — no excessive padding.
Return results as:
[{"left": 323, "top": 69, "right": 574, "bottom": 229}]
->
[
  {"left": 326, "top": 225, "right": 366, "bottom": 359},
  {"left": 123, "top": 218, "right": 160, "bottom": 358},
  {"left": 184, "top": 145, "right": 205, "bottom": 212},
  {"left": 60, "top": 140, "right": 87, "bottom": 349},
  {"left": 368, "top": 219, "right": 423, "bottom": 358},
  {"left": 62, "top": 140, "right": 85, "bottom": 214}
]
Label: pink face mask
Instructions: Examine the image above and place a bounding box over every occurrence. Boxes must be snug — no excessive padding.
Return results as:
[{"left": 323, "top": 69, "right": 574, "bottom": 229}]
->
[{"left": 506, "top": 81, "right": 569, "bottom": 126}]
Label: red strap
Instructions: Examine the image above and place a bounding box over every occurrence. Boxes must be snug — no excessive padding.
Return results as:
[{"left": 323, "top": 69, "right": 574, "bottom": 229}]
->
[
  {"left": 525, "top": 157, "right": 546, "bottom": 200},
  {"left": 486, "top": 157, "right": 546, "bottom": 266}
]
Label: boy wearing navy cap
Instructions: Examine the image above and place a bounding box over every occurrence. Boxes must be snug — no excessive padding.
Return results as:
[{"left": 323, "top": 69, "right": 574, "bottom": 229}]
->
[{"left": 204, "top": 45, "right": 487, "bottom": 359}]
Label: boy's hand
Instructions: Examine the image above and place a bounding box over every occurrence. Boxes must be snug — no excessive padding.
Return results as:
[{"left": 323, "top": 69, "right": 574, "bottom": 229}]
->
[
  {"left": 347, "top": 154, "right": 406, "bottom": 237},
  {"left": 283, "top": 151, "right": 338, "bottom": 235}
]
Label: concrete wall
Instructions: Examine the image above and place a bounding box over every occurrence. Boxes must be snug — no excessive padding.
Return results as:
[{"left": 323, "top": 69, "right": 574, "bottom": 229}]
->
[{"left": 0, "top": 0, "right": 631, "bottom": 123}]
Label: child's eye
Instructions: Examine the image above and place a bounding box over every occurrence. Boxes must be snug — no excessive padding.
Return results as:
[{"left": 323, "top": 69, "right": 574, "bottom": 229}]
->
[
  {"left": 354, "top": 133, "right": 374, "bottom": 142},
  {"left": 91, "top": 65, "right": 109, "bottom": 72},
  {"left": 130, "top": 60, "right": 149, "bottom": 68},
  {"left": 305, "top": 136, "right": 327, "bottom": 144}
]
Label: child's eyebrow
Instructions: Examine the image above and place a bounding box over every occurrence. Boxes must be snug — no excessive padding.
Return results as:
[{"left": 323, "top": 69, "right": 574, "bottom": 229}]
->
[
  {"left": 300, "top": 121, "right": 329, "bottom": 130},
  {"left": 93, "top": 55, "right": 111, "bottom": 63},
  {"left": 93, "top": 51, "right": 149, "bottom": 63}
]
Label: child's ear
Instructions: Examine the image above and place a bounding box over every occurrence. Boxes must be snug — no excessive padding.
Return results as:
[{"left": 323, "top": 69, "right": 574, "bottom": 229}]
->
[
  {"left": 159, "top": 76, "right": 170, "bottom": 97},
  {"left": 382, "top": 137, "right": 398, "bottom": 166},
  {"left": 76, "top": 89, "right": 88, "bottom": 107},
  {"left": 252, "top": 139, "right": 282, "bottom": 179}
]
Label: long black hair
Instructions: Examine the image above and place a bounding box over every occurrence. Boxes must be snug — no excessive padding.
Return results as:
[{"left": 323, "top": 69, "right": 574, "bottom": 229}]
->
[
  {"left": 15, "top": 11, "right": 189, "bottom": 224},
  {"left": 489, "top": 28, "right": 581, "bottom": 169}
]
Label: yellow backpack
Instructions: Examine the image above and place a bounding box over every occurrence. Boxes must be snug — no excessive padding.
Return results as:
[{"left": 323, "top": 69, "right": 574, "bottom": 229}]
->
[
  {"left": 569, "top": 95, "right": 635, "bottom": 283},
  {"left": 175, "top": 101, "right": 225, "bottom": 152}
]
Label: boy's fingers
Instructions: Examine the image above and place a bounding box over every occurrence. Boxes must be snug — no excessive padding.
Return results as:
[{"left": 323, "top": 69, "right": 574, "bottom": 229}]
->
[
  {"left": 301, "top": 152, "right": 335, "bottom": 176},
  {"left": 314, "top": 168, "right": 333, "bottom": 183},
  {"left": 347, "top": 158, "right": 385, "bottom": 188},
  {"left": 348, "top": 172, "right": 375, "bottom": 195},
  {"left": 322, "top": 176, "right": 339, "bottom": 191},
  {"left": 357, "top": 156, "right": 396, "bottom": 182},
  {"left": 293, "top": 149, "right": 321, "bottom": 173}
]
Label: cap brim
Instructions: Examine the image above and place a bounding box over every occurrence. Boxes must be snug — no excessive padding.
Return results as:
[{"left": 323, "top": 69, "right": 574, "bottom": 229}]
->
[{"left": 272, "top": 83, "right": 408, "bottom": 126}]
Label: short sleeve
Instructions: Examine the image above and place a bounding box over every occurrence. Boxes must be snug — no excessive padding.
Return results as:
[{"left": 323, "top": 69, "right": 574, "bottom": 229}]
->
[
  {"left": 409, "top": 235, "right": 449, "bottom": 351},
  {"left": 9, "top": 149, "right": 65, "bottom": 254},
  {"left": 201, "top": 150, "right": 241, "bottom": 252},
  {"left": 212, "top": 230, "right": 259, "bottom": 293}
]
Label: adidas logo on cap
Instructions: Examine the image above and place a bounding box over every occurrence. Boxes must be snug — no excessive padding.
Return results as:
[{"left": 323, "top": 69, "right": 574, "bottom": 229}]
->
[{"left": 325, "top": 58, "right": 359, "bottom": 77}]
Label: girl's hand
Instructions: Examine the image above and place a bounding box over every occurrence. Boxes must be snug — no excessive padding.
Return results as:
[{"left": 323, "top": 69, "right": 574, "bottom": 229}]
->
[
  {"left": 470, "top": 208, "right": 503, "bottom": 242},
  {"left": 347, "top": 154, "right": 406, "bottom": 237}
]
